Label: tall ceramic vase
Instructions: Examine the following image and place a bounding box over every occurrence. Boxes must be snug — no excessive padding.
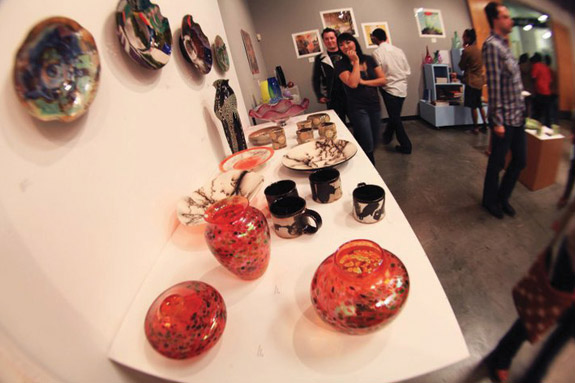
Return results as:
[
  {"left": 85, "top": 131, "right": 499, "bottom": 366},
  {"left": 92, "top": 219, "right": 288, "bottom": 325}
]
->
[
  {"left": 213, "top": 79, "right": 248, "bottom": 154},
  {"left": 310, "top": 239, "right": 410, "bottom": 334},
  {"left": 204, "top": 196, "right": 270, "bottom": 280}
]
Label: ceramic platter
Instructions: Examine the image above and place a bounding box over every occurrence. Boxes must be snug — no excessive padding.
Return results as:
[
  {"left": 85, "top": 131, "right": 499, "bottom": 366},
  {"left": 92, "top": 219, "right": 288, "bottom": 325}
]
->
[
  {"left": 219, "top": 147, "right": 274, "bottom": 172},
  {"left": 180, "top": 15, "right": 212, "bottom": 74},
  {"left": 116, "top": 0, "right": 172, "bottom": 70},
  {"left": 213, "top": 35, "right": 229, "bottom": 72},
  {"left": 249, "top": 98, "right": 310, "bottom": 125},
  {"left": 282, "top": 139, "right": 358, "bottom": 171},
  {"left": 13, "top": 17, "right": 101, "bottom": 122},
  {"left": 177, "top": 170, "right": 264, "bottom": 226}
]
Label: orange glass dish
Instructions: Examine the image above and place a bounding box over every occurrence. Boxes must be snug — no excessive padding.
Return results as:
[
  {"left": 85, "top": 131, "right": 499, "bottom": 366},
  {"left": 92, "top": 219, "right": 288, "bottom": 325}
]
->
[{"left": 219, "top": 147, "right": 274, "bottom": 172}]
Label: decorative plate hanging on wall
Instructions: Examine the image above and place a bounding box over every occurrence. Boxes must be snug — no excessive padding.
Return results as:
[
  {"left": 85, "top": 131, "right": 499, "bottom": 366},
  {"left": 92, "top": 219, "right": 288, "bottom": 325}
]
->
[
  {"left": 179, "top": 15, "right": 212, "bottom": 74},
  {"left": 213, "top": 35, "right": 229, "bottom": 72},
  {"left": 13, "top": 17, "right": 101, "bottom": 122},
  {"left": 115, "top": 0, "right": 172, "bottom": 70}
]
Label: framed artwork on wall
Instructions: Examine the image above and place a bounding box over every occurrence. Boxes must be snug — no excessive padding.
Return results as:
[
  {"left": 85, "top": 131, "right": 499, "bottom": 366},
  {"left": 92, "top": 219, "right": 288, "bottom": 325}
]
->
[
  {"left": 361, "top": 22, "right": 392, "bottom": 48},
  {"left": 320, "top": 8, "right": 358, "bottom": 37},
  {"left": 291, "top": 29, "right": 323, "bottom": 59},
  {"left": 241, "top": 29, "right": 259, "bottom": 74},
  {"left": 414, "top": 8, "right": 446, "bottom": 38}
]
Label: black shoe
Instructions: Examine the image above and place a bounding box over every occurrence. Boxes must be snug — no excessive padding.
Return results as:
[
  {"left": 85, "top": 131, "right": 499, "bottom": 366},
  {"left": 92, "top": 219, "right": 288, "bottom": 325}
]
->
[
  {"left": 480, "top": 126, "right": 488, "bottom": 134},
  {"left": 382, "top": 130, "right": 393, "bottom": 145},
  {"left": 483, "top": 203, "right": 504, "bottom": 219},
  {"left": 500, "top": 201, "right": 516, "bottom": 217},
  {"left": 395, "top": 145, "right": 411, "bottom": 154}
]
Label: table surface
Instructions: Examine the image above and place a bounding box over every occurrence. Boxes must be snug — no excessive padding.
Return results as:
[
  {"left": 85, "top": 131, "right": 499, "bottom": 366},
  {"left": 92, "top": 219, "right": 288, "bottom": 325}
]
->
[{"left": 109, "top": 110, "right": 469, "bottom": 383}]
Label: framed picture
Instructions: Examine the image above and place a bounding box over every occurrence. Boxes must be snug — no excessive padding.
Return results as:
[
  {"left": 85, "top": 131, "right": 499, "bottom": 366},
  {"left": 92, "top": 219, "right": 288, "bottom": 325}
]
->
[
  {"left": 291, "top": 29, "right": 323, "bottom": 59},
  {"left": 361, "top": 22, "right": 392, "bottom": 48},
  {"left": 320, "top": 8, "right": 358, "bottom": 37},
  {"left": 241, "top": 29, "right": 259, "bottom": 74},
  {"left": 414, "top": 8, "right": 446, "bottom": 38}
]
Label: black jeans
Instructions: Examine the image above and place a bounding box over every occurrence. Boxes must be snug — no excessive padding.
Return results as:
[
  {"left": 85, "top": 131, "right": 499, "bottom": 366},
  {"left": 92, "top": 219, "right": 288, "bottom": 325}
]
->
[
  {"left": 380, "top": 89, "right": 412, "bottom": 152},
  {"left": 482, "top": 124, "right": 526, "bottom": 207},
  {"left": 532, "top": 94, "right": 552, "bottom": 127}
]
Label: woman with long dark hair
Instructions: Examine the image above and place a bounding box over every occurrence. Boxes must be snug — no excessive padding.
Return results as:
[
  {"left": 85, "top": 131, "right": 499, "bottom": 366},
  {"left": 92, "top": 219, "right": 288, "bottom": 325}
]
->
[{"left": 334, "top": 33, "right": 386, "bottom": 164}]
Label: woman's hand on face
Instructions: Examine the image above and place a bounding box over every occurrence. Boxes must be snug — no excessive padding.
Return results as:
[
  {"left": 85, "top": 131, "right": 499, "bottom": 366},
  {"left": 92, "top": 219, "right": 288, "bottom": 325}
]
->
[{"left": 347, "top": 50, "right": 359, "bottom": 64}]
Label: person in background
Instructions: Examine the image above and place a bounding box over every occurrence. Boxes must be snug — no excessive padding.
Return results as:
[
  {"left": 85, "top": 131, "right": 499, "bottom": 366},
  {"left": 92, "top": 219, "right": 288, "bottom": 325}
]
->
[
  {"left": 312, "top": 28, "right": 348, "bottom": 124},
  {"left": 370, "top": 28, "right": 413, "bottom": 154},
  {"left": 459, "top": 28, "right": 487, "bottom": 134},
  {"left": 531, "top": 52, "right": 553, "bottom": 127},
  {"left": 334, "top": 33, "right": 386, "bottom": 164},
  {"left": 518, "top": 53, "right": 534, "bottom": 117},
  {"left": 557, "top": 121, "right": 575, "bottom": 209},
  {"left": 545, "top": 54, "right": 559, "bottom": 125},
  {"left": 481, "top": 2, "right": 526, "bottom": 219}
]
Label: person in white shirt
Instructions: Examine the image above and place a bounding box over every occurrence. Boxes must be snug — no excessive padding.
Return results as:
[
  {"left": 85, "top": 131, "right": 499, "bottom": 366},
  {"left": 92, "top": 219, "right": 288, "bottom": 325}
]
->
[{"left": 371, "top": 28, "right": 412, "bottom": 154}]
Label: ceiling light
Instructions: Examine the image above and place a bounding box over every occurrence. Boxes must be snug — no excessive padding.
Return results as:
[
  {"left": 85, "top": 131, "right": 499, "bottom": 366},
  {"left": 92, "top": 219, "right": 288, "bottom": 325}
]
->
[
  {"left": 543, "top": 31, "right": 552, "bottom": 39},
  {"left": 538, "top": 15, "right": 549, "bottom": 22},
  {"left": 523, "top": 24, "right": 533, "bottom": 31}
]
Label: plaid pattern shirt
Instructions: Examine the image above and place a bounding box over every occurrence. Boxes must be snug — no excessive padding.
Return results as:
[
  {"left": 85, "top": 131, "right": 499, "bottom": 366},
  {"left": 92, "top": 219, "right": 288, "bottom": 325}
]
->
[{"left": 482, "top": 32, "right": 525, "bottom": 127}]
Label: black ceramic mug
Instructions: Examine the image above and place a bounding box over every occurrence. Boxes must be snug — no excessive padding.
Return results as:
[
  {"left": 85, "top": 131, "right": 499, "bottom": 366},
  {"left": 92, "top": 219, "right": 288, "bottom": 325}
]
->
[
  {"left": 352, "top": 183, "right": 385, "bottom": 223},
  {"left": 269, "top": 196, "right": 322, "bottom": 238},
  {"left": 309, "top": 168, "right": 342, "bottom": 204},
  {"left": 264, "top": 180, "right": 298, "bottom": 207}
]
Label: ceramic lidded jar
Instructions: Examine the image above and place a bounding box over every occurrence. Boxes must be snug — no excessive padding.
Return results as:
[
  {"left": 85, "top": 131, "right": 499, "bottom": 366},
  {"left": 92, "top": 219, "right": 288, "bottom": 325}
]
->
[
  {"left": 311, "top": 240, "right": 409, "bottom": 334},
  {"left": 144, "top": 281, "right": 226, "bottom": 359},
  {"left": 204, "top": 196, "right": 270, "bottom": 280}
]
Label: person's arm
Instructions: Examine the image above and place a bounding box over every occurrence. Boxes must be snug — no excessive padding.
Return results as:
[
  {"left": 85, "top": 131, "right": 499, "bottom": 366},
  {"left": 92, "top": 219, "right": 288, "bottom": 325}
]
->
[
  {"left": 459, "top": 49, "right": 468, "bottom": 71},
  {"left": 312, "top": 55, "right": 327, "bottom": 102},
  {"left": 339, "top": 52, "right": 361, "bottom": 89},
  {"left": 483, "top": 40, "right": 504, "bottom": 137},
  {"left": 360, "top": 65, "right": 386, "bottom": 87}
]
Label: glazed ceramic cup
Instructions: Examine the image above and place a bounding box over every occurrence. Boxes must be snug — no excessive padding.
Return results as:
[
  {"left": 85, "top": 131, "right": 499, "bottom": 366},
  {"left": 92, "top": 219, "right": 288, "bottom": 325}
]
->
[
  {"left": 269, "top": 196, "right": 322, "bottom": 238},
  {"left": 307, "top": 113, "right": 329, "bottom": 129},
  {"left": 318, "top": 122, "right": 337, "bottom": 140},
  {"left": 296, "top": 128, "right": 314, "bottom": 145},
  {"left": 264, "top": 180, "right": 299, "bottom": 207},
  {"left": 269, "top": 127, "right": 286, "bottom": 149},
  {"left": 352, "top": 183, "right": 385, "bottom": 224},
  {"left": 309, "top": 168, "right": 342, "bottom": 204},
  {"left": 296, "top": 120, "right": 312, "bottom": 130}
]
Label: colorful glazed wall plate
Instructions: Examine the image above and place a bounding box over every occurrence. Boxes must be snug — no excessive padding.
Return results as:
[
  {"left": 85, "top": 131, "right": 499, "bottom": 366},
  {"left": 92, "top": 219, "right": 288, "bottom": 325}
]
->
[
  {"left": 249, "top": 98, "right": 310, "bottom": 126},
  {"left": 213, "top": 35, "right": 229, "bottom": 72},
  {"left": 13, "top": 17, "right": 101, "bottom": 122},
  {"left": 116, "top": 0, "right": 172, "bottom": 70},
  {"left": 219, "top": 147, "right": 274, "bottom": 172},
  {"left": 282, "top": 139, "right": 358, "bottom": 171},
  {"left": 180, "top": 15, "right": 212, "bottom": 74},
  {"left": 177, "top": 170, "right": 264, "bottom": 226}
]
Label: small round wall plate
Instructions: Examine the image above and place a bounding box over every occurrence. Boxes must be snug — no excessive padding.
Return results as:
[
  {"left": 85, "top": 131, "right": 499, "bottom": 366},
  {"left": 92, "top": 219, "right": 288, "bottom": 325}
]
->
[
  {"left": 115, "top": 0, "right": 172, "bottom": 70},
  {"left": 13, "top": 17, "right": 101, "bottom": 122},
  {"left": 248, "top": 126, "right": 279, "bottom": 146},
  {"left": 213, "top": 35, "right": 229, "bottom": 72},
  {"left": 219, "top": 147, "right": 274, "bottom": 172},
  {"left": 180, "top": 15, "right": 212, "bottom": 74},
  {"left": 282, "top": 139, "right": 358, "bottom": 171}
]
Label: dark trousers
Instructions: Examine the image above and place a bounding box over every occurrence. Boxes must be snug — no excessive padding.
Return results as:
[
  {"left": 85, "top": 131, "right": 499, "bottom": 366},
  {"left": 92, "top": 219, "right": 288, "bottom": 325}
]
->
[
  {"left": 328, "top": 99, "right": 348, "bottom": 125},
  {"left": 562, "top": 149, "right": 575, "bottom": 201},
  {"left": 380, "top": 89, "right": 412, "bottom": 152},
  {"left": 532, "top": 94, "right": 552, "bottom": 127},
  {"left": 482, "top": 125, "right": 526, "bottom": 207},
  {"left": 348, "top": 108, "right": 381, "bottom": 164}
]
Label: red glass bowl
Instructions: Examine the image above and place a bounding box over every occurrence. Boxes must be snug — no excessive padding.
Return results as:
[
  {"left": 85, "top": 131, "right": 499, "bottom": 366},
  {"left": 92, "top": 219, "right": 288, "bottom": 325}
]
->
[{"left": 144, "top": 281, "right": 226, "bottom": 359}]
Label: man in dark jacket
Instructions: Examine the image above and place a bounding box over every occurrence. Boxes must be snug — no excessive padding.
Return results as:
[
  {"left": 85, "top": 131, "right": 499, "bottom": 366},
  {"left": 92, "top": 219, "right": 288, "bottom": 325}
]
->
[{"left": 312, "top": 28, "right": 347, "bottom": 123}]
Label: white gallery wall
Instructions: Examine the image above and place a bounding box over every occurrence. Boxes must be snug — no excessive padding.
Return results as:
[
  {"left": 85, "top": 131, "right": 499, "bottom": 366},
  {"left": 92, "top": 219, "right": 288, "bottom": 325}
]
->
[{"left": 0, "top": 0, "right": 250, "bottom": 381}]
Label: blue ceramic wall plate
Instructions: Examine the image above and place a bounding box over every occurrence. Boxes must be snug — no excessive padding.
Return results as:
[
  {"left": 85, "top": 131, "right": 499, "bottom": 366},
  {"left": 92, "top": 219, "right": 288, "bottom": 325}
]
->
[
  {"left": 179, "top": 15, "right": 212, "bottom": 74},
  {"left": 116, "top": 0, "right": 172, "bottom": 70},
  {"left": 13, "top": 17, "right": 101, "bottom": 122}
]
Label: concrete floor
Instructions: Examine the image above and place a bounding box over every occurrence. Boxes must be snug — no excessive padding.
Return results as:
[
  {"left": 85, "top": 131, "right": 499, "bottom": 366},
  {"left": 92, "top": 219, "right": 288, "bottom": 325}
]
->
[{"left": 374, "top": 120, "right": 575, "bottom": 383}]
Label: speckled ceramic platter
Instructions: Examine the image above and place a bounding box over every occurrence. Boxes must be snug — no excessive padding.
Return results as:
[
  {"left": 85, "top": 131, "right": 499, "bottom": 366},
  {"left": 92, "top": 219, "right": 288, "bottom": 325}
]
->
[
  {"left": 282, "top": 139, "right": 358, "bottom": 171},
  {"left": 116, "top": 0, "right": 172, "bottom": 70},
  {"left": 13, "top": 17, "right": 101, "bottom": 122},
  {"left": 213, "top": 35, "right": 229, "bottom": 72},
  {"left": 179, "top": 15, "right": 212, "bottom": 74},
  {"left": 177, "top": 170, "right": 264, "bottom": 226},
  {"left": 219, "top": 147, "right": 274, "bottom": 172}
]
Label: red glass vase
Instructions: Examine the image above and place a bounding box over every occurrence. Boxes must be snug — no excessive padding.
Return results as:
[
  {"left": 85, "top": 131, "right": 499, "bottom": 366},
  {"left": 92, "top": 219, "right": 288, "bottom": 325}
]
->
[
  {"left": 311, "top": 240, "right": 410, "bottom": 334},
  {"left": 204, "top": 196, "right": 270, "bottom": 280},
  {"left": 144, "top": 281, "right": 226, "bottom": 359}
]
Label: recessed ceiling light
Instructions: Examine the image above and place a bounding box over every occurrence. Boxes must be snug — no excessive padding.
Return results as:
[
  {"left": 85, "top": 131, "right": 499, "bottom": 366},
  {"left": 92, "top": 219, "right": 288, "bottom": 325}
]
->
[
  {"left": 538, "top": 15, "right": 549, "bottom": 22},
  {"left": 543, "top": 31, "right": 552, "bottom": 39},
  {"left": 523, "top": 24, "right": 533, "bottom": 31}
]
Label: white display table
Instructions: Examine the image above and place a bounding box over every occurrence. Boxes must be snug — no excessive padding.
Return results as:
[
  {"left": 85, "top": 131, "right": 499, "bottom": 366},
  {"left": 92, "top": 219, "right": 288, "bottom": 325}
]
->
[{"left": 109, "top": 110, "right": 469, "bottom": 382}]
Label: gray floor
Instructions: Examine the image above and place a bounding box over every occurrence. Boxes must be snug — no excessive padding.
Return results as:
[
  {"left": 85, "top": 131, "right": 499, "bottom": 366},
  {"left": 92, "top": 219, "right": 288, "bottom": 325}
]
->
[{"left": 374, "top": 119, "right": 575, "bottom": 383}]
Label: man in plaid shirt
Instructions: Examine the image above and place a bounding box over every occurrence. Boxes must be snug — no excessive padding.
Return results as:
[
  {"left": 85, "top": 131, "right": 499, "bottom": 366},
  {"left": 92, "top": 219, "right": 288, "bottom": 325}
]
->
[{"left": 481, "top": 2, "right": 526, "bottom": 219}]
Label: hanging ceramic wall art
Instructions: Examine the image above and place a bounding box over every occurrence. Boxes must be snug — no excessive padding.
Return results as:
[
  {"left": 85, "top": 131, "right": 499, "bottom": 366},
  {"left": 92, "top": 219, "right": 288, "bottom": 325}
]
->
[
  {"left": 13, "top": 17, "right": 101, "bottom": 122},
  {"left": 145, "top": 281, "right": 226, "bottom": 359},
  {"left": 204, "top": 196, "right": 271, "bottom": 280},
  {"left": 213, "top": 35, "right": 230, "bottom": 72},
  {"left": 213, "top": 79, "right": 247, "bottom": 154},
  {"left": 179, "top": 15, "right": 212, "bottom": 74},
  {"left": 311, "top": 240, "right": 410, "bottom": 334},
  {"left": 115, "top": 0, "right": 172, "bottom": 69}
]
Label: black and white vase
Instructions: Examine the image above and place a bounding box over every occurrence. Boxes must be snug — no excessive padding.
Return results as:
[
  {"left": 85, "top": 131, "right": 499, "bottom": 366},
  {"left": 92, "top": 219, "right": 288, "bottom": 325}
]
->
[{"left": 213, "top": 79, "right": 247, "bottom": 154}]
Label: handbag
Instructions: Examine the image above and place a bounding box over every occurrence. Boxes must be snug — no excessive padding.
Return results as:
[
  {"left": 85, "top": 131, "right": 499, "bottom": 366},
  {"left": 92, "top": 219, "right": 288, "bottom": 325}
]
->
[{"left": 512, "top": 246, "right": 575, "bottom": 343}]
